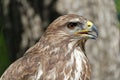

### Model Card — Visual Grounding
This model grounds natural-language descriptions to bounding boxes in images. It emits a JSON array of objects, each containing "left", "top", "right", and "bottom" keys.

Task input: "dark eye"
[{"left": 67, "top": 22, "right": 78, "bottom": 29}]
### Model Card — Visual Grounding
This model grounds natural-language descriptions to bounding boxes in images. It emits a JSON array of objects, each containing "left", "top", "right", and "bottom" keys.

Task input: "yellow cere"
[{"left": 87, "top": 21, "right": 93, "bottom": 27}]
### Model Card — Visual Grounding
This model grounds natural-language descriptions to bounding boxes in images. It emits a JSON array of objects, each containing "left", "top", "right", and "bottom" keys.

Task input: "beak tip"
[
  {"left": 93, "top": 25, "right": 98, "bottom": 37},
  {"left": 88, "top": 25, "right": 98, "bottom": 39}
]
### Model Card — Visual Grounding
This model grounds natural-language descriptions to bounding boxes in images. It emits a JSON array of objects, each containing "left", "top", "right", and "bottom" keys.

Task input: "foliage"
[
  {"left": 0, "top": 17, "right": 10, "bottom": 76},
  {"left": 115, "top": 0, "right": 120, "bottom": 21},
  {"left": 115, "top": 0, "right": 120, "bottom": 13},
  {"left": 0, "top": 33, "right": 10, "bottom": 76}
]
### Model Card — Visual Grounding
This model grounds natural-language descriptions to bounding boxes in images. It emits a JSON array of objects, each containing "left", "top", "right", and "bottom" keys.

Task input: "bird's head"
[
  {"left": 46, "top": 14, "right": 98, "bottom": 41},
  {"left": 66, "top": 18, "right": 98, "bottom": 40},
  {"left": 39, "top": 14, "right": 98, "bottom": 54}
]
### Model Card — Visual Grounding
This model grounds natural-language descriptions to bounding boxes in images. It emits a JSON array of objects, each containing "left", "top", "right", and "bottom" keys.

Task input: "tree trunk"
[
  {"left": 56, "top": 0, "right": 120, "bottom": 80},
  {"left": 1, "top": 0, "right": 61, "bottom": 59}
]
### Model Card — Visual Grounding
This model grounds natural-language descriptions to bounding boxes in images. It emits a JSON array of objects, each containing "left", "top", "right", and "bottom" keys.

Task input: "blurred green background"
[{"left": 115, "top": 0, "right": 120, "bottom": 22}]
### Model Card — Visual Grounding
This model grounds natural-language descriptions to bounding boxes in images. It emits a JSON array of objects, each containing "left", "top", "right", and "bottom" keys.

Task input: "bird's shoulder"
[{"left": 0, "top": 53, "right": 43, "bottom": 80}]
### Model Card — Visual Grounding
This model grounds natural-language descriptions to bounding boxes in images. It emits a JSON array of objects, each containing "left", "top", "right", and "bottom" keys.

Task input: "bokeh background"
[{"left": 0, "top": 0, "right": 120, "bottom": 80}]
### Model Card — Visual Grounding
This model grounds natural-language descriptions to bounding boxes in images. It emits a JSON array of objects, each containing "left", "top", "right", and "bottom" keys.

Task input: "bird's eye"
[{"left": 67, "top": 22, "right": 78, "bottom": 29}]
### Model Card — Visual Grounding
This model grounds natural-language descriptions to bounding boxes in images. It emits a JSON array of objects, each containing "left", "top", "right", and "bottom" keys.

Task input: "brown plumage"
[{"left": 0, "top": 14, "right": 98, "bottom": 80}]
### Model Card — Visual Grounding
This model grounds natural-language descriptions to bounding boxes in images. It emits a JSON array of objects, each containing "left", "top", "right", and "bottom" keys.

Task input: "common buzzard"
[{"left": 0, "top": 14, "right": 98, "bottom": 80}]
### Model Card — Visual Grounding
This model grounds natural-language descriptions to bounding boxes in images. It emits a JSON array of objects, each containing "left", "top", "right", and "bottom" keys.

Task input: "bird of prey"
[{"left": 0, "top": 14, "right": 98, "bottom": 80}]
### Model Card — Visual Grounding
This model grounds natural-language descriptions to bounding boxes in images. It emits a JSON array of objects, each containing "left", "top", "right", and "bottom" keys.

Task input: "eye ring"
[{"left": 67, "top": 22, "right": 78, "bottom": 29}]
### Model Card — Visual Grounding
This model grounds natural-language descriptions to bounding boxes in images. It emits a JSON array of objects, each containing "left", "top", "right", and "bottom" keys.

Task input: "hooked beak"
[
  {"left": 88, "top": 25, "right": 98, "bottom": 39},
  {"left": 75, "top": 21, "right": 98, "bottom": 39}
]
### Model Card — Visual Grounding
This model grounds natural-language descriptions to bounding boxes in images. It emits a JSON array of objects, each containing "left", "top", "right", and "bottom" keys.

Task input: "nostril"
[
  {"left": 87, "top": 21, "right": 93, "bottom": 28},
  {"left": 88, "top": 25, "right": 91, "bottom": 27}
]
